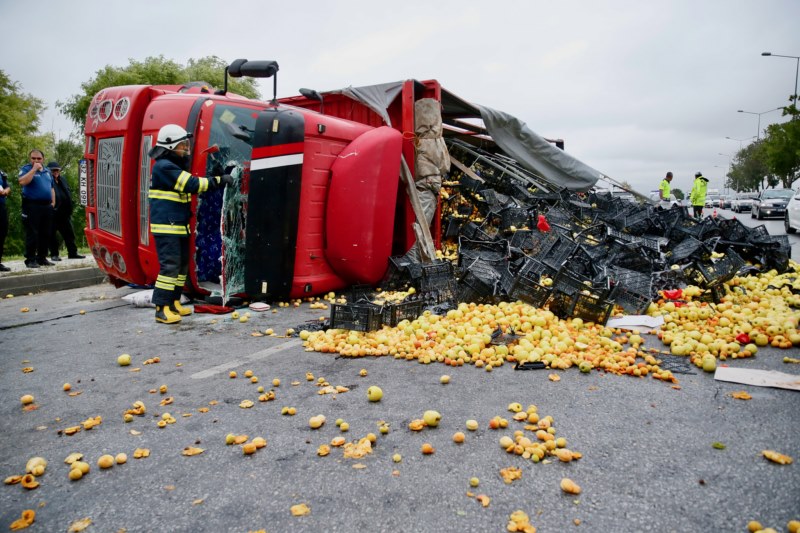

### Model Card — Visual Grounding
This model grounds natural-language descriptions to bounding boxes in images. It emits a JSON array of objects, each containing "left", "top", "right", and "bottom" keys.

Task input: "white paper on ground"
[
  {"left": 122, "top": 290, "right": 190, "bottom": 308},
  {"left": 714, "top": 366, "right": 800, "bottom": 391},
  {"left": 606, "top": 315, "right": 665, "bottom": 330}
]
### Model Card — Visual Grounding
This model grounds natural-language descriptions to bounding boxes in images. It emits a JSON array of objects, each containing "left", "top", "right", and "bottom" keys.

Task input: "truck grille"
[
  {"left": 97, "top": 137, "right": 123, "bottom": 236},
  {"left": 139, "top": 136, "right": 152, "bottom": 245}
]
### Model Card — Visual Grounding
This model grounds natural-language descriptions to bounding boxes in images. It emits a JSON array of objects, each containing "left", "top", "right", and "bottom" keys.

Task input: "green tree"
[
  {"left": 58, "top": 56, "right": 261, "bottom": 130},
  {"left": 50, "top": 137, "right": 88, "bottom": 252},
  {"left": 761, "top": 104, "right": 800, "bottom": 189},
  {"left": 727, "top": 141, "right": 774, "bottom": 192},
  {"left": 672, "top": 188, "right": 684, "bottom": 200},
  {"left": 0, "top": 70, "right": 50, "bottom": 257}
]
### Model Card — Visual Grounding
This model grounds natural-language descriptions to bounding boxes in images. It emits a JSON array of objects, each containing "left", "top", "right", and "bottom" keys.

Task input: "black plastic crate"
[
  {"left": 498, "top": 267, "right": 516, "bottom": 296},
  {"left": 509, "top": 229, "right": 534, "bottom": 250},
  {"left": 685, "top": 250, "right": 745, "bottom": 287},
  {"left": 571, "top": 292, "right": 614, "bottom": 325},
  {"left": 746, "top": 224, "right": 771, "bottom": 243},
  {"left": 624, "top": 207, "right": 654, "bottom": 230},
  {"left": 609, "top": 266, "right": 652, "bottom": 295},
  {"left": 419, "top": 261, "right": 458, "bottom": 305},
  {"left": 420, "top": 261, "right": 457, "bottom": 291},
  {"left": 667, "top": 236, "right": 705, "bottom": 263},
  {"left": 499, "top": 206, "right": 531, "bottom": 230},
  {"left": 759, "top": 234, "right": 791, "bottom": 256},
  {"left": 717, "top": 218, "right": 750, "bottom": 242},
  {"left": 457, "top": 271, "right": 498, "bottom": 304},
  {"left": 382, "top": 300, "right": 424, "bottom": 327},
  {"left": 528, "top": 229, "right": 559, "bottom": 256},
  {"left": 330, "top": 303, "right": 383, "bottom": 332},
  {"left": 608, "top": 267, "right": 652, "bottom": 314},
  {"left": 554, "top": 267, "right": 611, "bottom": 299},
  {"left": 382, "top": 256, "right": 423, "bottom": 289},
  {"left": 458, "top": 236, "right": 509, "bottom": 262},
  {"left": 444, "top": 215, "right": 465, "bottom": 238},
  {"left": 509, "top": 271, "right": 552, "bottom": 308},
  {"left": 347, "top": 284, "right": 375, "bottom": 303},
  {"left": 541, "top": 236, "right": 578, "bottom": 270},
  {"left": 547, "top": 289, "right": 578, "bottom": 319},
  {"left": 518, "top": 256, "right": 559, "bottom": 280},
  {"left": 698, "top": 284, "right": 725, "bottom": 304}
]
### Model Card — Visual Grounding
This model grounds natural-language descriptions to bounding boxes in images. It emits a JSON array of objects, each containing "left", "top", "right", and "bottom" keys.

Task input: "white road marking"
[{"left": 190, "top": 338, "right": 302, "bottom": 379}]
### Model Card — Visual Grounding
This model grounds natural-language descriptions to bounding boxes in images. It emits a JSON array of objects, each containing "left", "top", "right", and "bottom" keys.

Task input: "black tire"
[
  {"left": 751, "top": 209, "right": 756, "bottom": 219},
  {"left": 757, "top": 208, "right": 764, "bottom": 220},
  {"left": 786, "top": 214, "right": 797, "bottom": 234}
]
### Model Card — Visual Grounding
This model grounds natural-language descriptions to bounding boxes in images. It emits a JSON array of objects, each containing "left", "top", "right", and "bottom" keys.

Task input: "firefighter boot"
[
  {"left": 171, "top": 300, "right": 192, "bottom": 316},
  {"left": 155, "top": 305, "right": 182, "bottom": 324}
]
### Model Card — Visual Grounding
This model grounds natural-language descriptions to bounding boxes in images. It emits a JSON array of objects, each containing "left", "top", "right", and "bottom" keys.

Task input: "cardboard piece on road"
[
  {"left": 714, "top": 366, "right": 800, "bottom": 391},
  {"left": 606, "top": 315, "right": 665, "bottom": 330}
]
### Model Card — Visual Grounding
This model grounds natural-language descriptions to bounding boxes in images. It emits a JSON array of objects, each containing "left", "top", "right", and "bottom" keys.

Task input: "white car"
[
  {"left": 732, "top": 192, "right": 758, "bottom": 213},
  {"left": 785, "top": 188, "right": 800, "bottom": 234}
]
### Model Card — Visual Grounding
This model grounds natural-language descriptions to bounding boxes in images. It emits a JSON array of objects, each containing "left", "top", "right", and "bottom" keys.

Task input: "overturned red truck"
[{"left": 79, "top": 59, "right": 603, "bottom": 302}]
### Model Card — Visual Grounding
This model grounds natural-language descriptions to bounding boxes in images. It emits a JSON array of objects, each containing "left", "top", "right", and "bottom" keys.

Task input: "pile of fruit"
[{"left": 305, "top": 261, "right": 800, "bottom": 381}]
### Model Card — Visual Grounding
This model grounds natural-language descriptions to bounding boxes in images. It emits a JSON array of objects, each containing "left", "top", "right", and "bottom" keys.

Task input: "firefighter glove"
[{"left": 220, "top": 174, "right": 235, "bottom": 187}]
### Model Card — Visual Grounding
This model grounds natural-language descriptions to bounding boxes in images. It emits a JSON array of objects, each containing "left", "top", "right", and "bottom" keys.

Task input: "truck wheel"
[{"left": 786, "top": 214, "right": 796, "bottom": 234}]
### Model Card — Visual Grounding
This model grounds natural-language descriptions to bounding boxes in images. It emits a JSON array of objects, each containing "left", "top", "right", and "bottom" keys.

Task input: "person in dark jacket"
[
  {"left": 17, "top": 149, "right": 55, "bottom": 268},
  {"left": 148, "top": 124, "right": 233, "bottom": 324},
  {"left": 0, "top": 170, "right": 10, "bottom": 271},
  {"left": 47, "top": 161, "right": 85, "bottom": 261}
]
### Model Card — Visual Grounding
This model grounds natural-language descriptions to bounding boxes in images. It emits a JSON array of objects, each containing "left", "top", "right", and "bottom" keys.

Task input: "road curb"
[{"left": 0, "top": 266, "right": 107, "bottom": 297}]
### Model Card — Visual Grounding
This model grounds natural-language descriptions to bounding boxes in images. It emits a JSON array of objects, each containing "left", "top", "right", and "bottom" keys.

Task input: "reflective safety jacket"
[
  {"left": 149, "top": 155, "right": 215, "bottom": 236},
  {"left": 659, "top": 178, "right": 671, "bottom": 200},
  {"left": 689, "top": 176, "right": 708, "bottom": 206}
]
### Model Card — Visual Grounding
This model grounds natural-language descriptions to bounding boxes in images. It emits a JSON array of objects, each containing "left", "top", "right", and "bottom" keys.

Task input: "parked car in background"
[
  {"left": 720, "top": 196, "right": 732, "bottom": 209},
  {"left": 648, "top": 191, "right": 679, "bottom": 206},
  {"left": 705, "top": 195, "right": 720, "bottom": 208},
  {"left": 752, "top": 188, "right": 794, "bottom": 220},
  {"left": 785, "top": 188, "right": 800, "bottom": 234},
  {"left": 732, "top": 192, "right": 758, "bottom": 213}
]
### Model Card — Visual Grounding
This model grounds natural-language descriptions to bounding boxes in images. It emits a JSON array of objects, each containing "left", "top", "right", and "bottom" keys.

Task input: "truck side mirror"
[
  {"left": 218, "top": 59, "right": 280, "bottom": 102},
  {"left": 299, "top": 88, "right": 324, "bottom": 115}
]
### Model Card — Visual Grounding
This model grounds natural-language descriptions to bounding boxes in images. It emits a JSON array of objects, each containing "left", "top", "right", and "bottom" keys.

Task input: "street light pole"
[
  {"left": 762, "top": 52, "right": 800, "bottom": 113},
  {"left": 724, "top": 136, "right": 754, "bottom": 151},
  {"left": 736, "top": 107, "right": 782, "bottom": 139}
]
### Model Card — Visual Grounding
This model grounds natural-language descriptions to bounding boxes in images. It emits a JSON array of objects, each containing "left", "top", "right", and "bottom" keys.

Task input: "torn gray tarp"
[
  {"left": 328, "top": 81, "right": 604, "bottom": 191},
  {"left": 478, "top": 106, "right": 602, "bottom": 192},
  {"left": 326, "top": 82, "right": 405, "bottom": 127}
]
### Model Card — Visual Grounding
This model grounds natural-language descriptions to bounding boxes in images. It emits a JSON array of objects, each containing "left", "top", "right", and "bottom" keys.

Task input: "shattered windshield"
[{"left": 195, "top": 103, "right": 260, "bottom": 300}]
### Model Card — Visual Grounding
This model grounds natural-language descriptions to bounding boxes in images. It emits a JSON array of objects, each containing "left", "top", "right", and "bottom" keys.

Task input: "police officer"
[
  {"left": 689, "top": 171, "right": 709, "bottom": 218},
  {"left": 148, "top": 124, "right": 233, "bottom": 324},
  {"left": 658, "top": 171, "right": 673, "bottom": 209},
  {"left": 18, "top": 149, "right": 55, "bottom": 268},
  {"left": 47, "top": 161, "right": 85, "bottom": 261},
  {"left": 0, "top": 170, "right": 10, "bottom": 271}
]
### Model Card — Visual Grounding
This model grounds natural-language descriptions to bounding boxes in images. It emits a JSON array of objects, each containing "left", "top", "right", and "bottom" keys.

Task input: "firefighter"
[
  {"left": 148, "top": 124, "right": 233, "bottom": 324},
  {"left": 689, "top": 171, "right": 709, "bottom": 218}
]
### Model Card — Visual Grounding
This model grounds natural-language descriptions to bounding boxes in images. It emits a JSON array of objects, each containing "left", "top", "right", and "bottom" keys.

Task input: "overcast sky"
[{"left": 2, "top": 0, "right": 798, "bottom": 195}]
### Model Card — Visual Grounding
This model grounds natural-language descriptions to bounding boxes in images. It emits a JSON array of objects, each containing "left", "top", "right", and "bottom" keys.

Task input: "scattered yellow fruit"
[
  {"left": 117, "top": 353, "right": 131, "bottom": 366},
  {"left": 97, "top": 455, "right": 114, "bottom": 469}
]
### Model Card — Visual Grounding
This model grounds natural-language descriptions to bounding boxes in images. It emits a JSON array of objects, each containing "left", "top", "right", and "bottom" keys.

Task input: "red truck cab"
[{"left": 80, "top": 70, "right": 440, "bottom": 302}]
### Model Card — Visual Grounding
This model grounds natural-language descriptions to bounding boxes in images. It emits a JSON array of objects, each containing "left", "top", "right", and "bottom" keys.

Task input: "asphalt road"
[{"left": 1, "top": 274, "right": 799, "bottom": 532}]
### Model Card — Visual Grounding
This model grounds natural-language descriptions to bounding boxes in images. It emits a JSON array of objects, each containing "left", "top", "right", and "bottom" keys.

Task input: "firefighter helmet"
[{"left": 156, "top": 124, "right": 192, "bottom": 150}]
